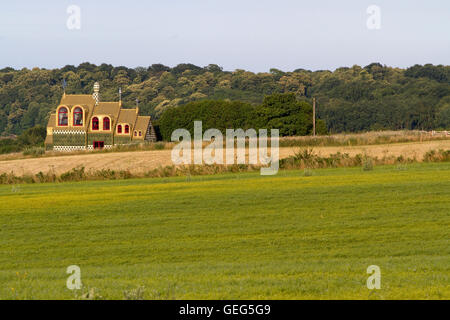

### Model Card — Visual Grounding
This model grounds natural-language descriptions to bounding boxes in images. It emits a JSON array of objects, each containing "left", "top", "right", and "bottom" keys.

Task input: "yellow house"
[{"left": 45, "top": 82, "right": 156, "bottom": 151}]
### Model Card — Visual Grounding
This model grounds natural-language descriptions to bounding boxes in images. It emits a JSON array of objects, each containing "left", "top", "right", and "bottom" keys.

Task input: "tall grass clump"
[
  {"left": 123, "top": 286, "right": 146, "bottom": 300},
  {"left": 362, "top": 157, "right": 374, "bottom": 171},
  {"left": 22, "top": 147, "right": 45, "bottom": 157},
  {"left": 423, "top": 149, "right": 450, "bottom": 162}
]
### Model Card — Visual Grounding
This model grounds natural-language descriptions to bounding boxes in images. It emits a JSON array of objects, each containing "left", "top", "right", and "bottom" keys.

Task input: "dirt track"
[{"left": 1, "top": 140, "right": 449, "bottom": 175}]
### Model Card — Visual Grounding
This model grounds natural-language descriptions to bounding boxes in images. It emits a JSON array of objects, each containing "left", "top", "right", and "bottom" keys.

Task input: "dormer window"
[
  {"left": 92, "top": 117, "right": 99, "bottom": 130},
  {"left": 73, "top": 107, "right": 83, "bottom": 126},
  {"left": 58, "top": 107, "right": 68, "bottom": 126},
  {"left": 117, "top": 125, "right": 122, "bottom": 134},
  {"left": 103, "top": 117, "right": 110, "bottom": 130},
  {"left": 125, "top": 125, "right": 130, "bottom": 134}
]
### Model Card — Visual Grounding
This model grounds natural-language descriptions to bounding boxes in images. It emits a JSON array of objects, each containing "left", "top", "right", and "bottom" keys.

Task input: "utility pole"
[{"left": 313, "top": 97, "right": 316, "bottom": 136}]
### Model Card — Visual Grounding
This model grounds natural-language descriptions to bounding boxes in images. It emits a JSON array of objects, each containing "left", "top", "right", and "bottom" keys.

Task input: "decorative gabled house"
[{"left": 45, "top": 82, "right": 156, "bottom": 151}]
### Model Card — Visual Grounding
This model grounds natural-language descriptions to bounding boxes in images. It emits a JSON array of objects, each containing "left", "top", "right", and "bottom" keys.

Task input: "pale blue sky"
[{"left": 0, "top": 0, "right": 449, "bottom": 72}]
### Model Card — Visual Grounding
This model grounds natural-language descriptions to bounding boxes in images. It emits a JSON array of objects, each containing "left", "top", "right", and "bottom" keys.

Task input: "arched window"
[
  {"left": 139, "top": 131, "right": 142, "bottom": 137},
  {"left": 73, "top": 107, "right": 83, "bottom": 126},
  {"left": 134, "top": 131, "right": 137, "bottom": 137},
  {"left": 125, "top": 125, "right": 130, "bottom": 134},
  {"left": 117, "top": 125, "right": 122, "bottom": 134},
  {"left": 92, "top": 117, "right": 99, "bottom": 130},
  {"left": 103, "top": 117, "right": 110, "bottom": 130},
  {"left": 58, "top": 107, "right": 68, "bottom": 126}
]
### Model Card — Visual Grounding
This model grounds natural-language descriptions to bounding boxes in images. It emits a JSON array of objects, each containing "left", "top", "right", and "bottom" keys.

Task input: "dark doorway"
[{"left": 93, "top": 141, "right": 104, "bottom": 149}]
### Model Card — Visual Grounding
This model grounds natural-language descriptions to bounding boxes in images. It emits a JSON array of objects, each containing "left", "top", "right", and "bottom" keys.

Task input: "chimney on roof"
[{"left": 93, "top": 82, "right": 100, "bottom": 105}]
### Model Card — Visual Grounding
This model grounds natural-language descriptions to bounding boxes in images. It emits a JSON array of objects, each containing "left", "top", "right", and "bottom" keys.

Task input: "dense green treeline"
[
  {"left": 159, "top": 94, "right": 327, "bottom": 140},
  {"left": 0, "top": 62, "right": 449, "bottom": 136}
]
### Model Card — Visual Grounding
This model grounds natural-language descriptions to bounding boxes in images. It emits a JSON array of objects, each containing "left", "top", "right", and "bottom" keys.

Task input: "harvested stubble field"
[
  {"left": 1, "top": 140, "right": 449, "bottom": 176},
  {"left": 0, "top": 163, "right": 449, "bottom": 299}
]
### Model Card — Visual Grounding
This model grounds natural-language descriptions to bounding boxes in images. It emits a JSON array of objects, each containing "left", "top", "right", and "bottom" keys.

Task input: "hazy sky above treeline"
[{"left": 1, "top": 0, "right": 449, "bottom": 72}]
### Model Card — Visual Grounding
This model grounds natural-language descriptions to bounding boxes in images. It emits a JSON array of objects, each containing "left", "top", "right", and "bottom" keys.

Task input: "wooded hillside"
[{"left": 0, "top": 63, "right": 449, "bottom": 136}]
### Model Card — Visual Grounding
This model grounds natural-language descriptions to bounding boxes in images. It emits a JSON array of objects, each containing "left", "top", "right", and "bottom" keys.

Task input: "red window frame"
[
  {"left": 103, "top": 117, "right": 110, "bottom": 130},
  {"left": 92, "top": 117, "right": 99, "bottom": 130},
  {"left": 58, "top": 107, "right": 68, "bottom": 126},
  {"left": 117, "top": 125, "right": 122, "bottom": 134},
  {"left": 125, "top": 125, "right": 130, "bottom": 134},
  {"left": 73, "top": 107, "right": 83, "bottom": 126}
]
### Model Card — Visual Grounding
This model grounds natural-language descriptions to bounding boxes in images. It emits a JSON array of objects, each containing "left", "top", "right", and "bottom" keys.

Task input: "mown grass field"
[{"left": 0, "top": 163, "right": 449, "bottom": 300}]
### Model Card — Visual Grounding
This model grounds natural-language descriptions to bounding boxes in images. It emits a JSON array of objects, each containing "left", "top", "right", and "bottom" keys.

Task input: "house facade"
[{"left": 45, "top": 82, "right": 156, "bottom": 151}]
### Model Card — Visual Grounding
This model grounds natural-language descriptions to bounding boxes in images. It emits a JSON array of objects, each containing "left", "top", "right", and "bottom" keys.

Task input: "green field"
[{"left": 0, "top": 163, "right": 449, "bottom": 300}]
